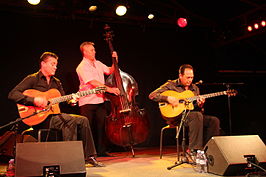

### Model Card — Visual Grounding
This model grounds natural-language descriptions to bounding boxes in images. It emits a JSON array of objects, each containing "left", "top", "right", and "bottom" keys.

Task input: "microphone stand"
[
  {"left": 0, "top": 108, "right": 48, "bottom": 130},
  {"left": 200, "top": 82, "right": 244, "bottom": 135},
  {"left": 225, "top": 83, "right": 232, "bottom": 135},
  {"left": 167, "top": 102, "right": 193, "bottom": 170},
  {"left": 0, "top": 108, "right": 49, "bottom": 159}
]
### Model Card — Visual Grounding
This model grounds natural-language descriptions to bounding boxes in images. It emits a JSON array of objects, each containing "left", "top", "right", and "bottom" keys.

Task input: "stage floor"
[
  {"left": 86, "top": 146, "right": 225, "bottom": 177},
  {"left": 0, "top": 146, "right": 247, "bottom": 177}
]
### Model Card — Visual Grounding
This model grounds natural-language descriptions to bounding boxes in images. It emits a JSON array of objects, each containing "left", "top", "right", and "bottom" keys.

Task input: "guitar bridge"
[{"left": 119, "top": 108, "right": 131, "bottom": 113}]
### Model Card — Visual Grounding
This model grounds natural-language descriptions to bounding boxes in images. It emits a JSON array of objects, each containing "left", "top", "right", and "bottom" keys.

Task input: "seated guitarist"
[
  {"left": 149, "top": 64, "right": 220, "bottom": 154},
  {"left": 8, "top": 51, "right": 104, "bottom": 167}
]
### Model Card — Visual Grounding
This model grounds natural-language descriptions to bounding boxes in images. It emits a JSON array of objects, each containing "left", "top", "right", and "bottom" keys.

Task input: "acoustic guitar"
[
  {"left": 159, "top": 89, "right": 237, "bottom": 118},
  {"left": 17, "top": 87, "right": 106, "bottom": 126}
]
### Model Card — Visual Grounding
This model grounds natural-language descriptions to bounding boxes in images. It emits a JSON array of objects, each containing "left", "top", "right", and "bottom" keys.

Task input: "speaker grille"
[
  {"left": 15, "top": 141, "right": 86, "bottom": 176},
  {"left": 204, "top": 135, "right": 266, "bottom": 176}
]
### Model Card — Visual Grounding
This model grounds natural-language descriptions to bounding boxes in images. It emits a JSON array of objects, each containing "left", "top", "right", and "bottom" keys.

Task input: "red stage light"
[{"left": 177, "top": 18, "right": 188, "bottom": 28}]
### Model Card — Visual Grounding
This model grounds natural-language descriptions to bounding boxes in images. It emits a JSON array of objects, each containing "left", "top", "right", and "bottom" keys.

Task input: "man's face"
[
  {"left": 41, "top": 56, "right": 58, "bottom": 76},
  {"left": 83, "top": 44, "right": 96, "bottom": 60},
  {"left": 179, "top": 68, "right": 194, "bottom": 87}
]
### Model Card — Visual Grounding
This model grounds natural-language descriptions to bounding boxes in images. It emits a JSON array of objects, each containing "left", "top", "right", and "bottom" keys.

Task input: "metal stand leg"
[{"left": 167, "top": 109, "right": 193, "bottom": 170}]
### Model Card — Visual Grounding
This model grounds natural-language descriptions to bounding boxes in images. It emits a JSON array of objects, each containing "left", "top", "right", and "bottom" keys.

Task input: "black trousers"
[
  {"left": 185, "top": 111, "right": 220, "bottom": 150},
  {"left": 49, "top": 113, "right": 96, "bottom": 158},
  {"left": 80, "top": 103, "right": 108, "bottom": 155},
  {"left": 168, "top": 111, "right": 220, "bottom": 150}
]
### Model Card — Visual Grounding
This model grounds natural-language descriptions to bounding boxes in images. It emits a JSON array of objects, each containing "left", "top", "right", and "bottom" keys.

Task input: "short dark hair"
[
  {"left": 80, "top": 41, "right": 95, "bottom": 52},
  {"left": 39, "top": 52, "right": 58, "bottom": 67},
  {"left": 179, "top": 64, "right": 193, "bottom": 75}
]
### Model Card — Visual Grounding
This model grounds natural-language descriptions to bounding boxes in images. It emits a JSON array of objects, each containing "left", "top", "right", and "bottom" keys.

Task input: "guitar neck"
[
  {"left": 49, "top": 89, "right": 97, "bottom": 105},
  {"left": 188, "top": 91, "right": 227, "bottom": 102}
]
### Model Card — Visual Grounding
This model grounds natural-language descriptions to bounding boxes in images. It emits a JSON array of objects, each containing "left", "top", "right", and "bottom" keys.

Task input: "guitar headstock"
[
  {"left": 94, "top": 86, "right": 107, "bottom": 94},
  {"left": 226, "top": 89, "right": 238, "bottom": 96}
]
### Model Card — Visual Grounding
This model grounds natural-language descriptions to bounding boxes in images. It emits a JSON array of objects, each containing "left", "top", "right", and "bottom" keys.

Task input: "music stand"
[{"left": 167, "top": 103, "right": 193, "bottom": 170}]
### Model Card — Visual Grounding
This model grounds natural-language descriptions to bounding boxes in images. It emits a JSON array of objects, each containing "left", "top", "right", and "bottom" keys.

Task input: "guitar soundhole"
[{"left": 179, "top": 100, "right": 185, "bottom": 103}]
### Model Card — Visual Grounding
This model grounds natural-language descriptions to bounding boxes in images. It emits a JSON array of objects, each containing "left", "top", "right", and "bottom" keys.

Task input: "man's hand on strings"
[
  {"left": 197, "top": 96, "right": 205, "bottom": 108},
  {"left": 112, "top": 51, "right": 118, "bottom": 62},
  {"left": 167, "top": 96, "right": 179, "bottom": 107},
  {"left": 34, "top": 96, "right": 48, "bottom": 108},
  {"left": 107, "top": 86, "right": 120, "bottom": 96},
  {"left": 69, "top": 93, "right": 80, "bottom": 106}
]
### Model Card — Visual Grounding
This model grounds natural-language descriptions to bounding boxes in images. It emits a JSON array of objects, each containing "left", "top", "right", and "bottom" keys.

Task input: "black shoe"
[
  {"left": 98, "top": 152, "right": 114, "bottom": 157},
  {"left": 86, "top": 157, "right": 105, "bottom": 167}
]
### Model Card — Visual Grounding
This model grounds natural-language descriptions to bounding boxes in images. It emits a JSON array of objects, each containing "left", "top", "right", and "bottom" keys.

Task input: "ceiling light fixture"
[
  {"left": 148, "top": 14, "right": 154, "bottom": 20},
  {"left": 27, "top": 0, "right": 40, "bottom": 5},
  {"left": 116, "top": 5, "right": 127, "bottom": 16}
]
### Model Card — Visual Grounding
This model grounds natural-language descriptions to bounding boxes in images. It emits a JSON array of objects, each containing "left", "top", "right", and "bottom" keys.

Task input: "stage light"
[
  {"left": 148, "top": 14, "right": 154, "bottom": 20},
  {"left": 261, "top": 20, "right": 266, "bottom": 27},
  {"left": 254, "top": 23, "right": 259, "bottom": 29},
  {"left": 27, "top": 0, "right": 40, "bottom": 5},
  {"left": 116, "top": 5, "right": 127, "bottom": 16},
  {"left": 89, "top": 5, "right": 97, "bottom": 12},
  {"left": 177, "top": 17, "right": 188, "bottom": 28},
  {"left": 247, "top": 26, "right": 252, "bottom": 32}
]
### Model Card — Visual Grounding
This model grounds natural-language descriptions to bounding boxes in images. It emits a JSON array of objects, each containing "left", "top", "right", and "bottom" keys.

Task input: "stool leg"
[
  {"left": 38, "top": 129, "right": 42, "bottom": 142},
  {"left": 160, "top": 126, "right": 168, "bottom": 159},
  {"left": 160, "top": 128, "right": 164, "bottom": 159}
]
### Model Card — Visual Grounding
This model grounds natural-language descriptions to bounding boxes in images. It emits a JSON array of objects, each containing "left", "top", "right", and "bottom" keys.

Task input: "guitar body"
[
  {"left": 159, "top": 90, "right": 195, "bottom": 118},
  {"left": 159, "top": 89, "right": 237, "bottom": 119},
  {"left": 17, "top": 89, "right": 61, "bottom": 126}
]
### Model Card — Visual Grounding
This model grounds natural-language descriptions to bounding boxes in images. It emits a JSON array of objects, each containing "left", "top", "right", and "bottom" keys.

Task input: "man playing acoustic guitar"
[
  {"left": 149, "top": 64, "right": 221, "bottom": 156},
  {"left": 8, "top": 51, "right": 104, "bottom": 167}
]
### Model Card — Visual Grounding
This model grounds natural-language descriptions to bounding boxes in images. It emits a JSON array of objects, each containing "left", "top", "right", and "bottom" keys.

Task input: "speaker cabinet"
[
  {"left": 15, "top": 141, "right": 86, "bottom": 177},
  {"left": 204, "top": 135, "right": 266, "bottom": 176}
]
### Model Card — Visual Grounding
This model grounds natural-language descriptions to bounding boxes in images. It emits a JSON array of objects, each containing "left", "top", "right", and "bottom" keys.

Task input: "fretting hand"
[
  {"left": 69, "top": 93, "right": 80, "bottom": 106},
  {"left": 112, "top": 51, "right": 118, "bottom": 62},
  {"left": 197, "top": 96, "right": 205, "bottom": 108}
]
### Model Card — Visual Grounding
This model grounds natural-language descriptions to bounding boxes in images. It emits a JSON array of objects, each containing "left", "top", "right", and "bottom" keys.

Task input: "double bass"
[{"left": 104, "top": 25, "right": 149, "bottom": 156}]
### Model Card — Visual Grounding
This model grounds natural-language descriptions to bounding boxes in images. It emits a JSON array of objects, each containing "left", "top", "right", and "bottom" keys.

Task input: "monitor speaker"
[
  {"left": 15, "top": 141, "right": 86, "bottom": 177},
  {"left": 204, "top": 135, "right": 266, "bottom": 176}
]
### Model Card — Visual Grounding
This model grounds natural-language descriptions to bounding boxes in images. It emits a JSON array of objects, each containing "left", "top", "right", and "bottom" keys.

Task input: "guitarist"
[
  {"left": 149, "top": 64, "right": 220, "bottom": 155},
  {"left": 8, "top": 51, "right": 104, "bottom": 167}
]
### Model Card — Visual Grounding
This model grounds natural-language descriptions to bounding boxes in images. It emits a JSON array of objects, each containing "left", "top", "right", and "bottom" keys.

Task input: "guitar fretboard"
[
  {"left": 49, "top": 89, "right": 100, "bottom": 105},
  {"left": 187, "top": 91, "right": 227, "bottom": 102}
]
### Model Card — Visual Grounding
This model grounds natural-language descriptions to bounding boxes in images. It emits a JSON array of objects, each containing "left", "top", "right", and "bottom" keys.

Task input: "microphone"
[{"left": 195, "top": 80, "right": 203, "bottom": 85}]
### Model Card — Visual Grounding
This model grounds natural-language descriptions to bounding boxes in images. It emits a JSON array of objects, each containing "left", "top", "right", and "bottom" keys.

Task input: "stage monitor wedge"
[
  {"left": 204, "top": 135, "right": 266, "bottom": 176},
  {"left": 15, "top": 141, "right": 86, "bottom": 177}
]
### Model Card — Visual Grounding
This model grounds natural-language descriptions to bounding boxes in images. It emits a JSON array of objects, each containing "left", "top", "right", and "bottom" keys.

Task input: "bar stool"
[{"left": 159, "top": 124, "right": 179, "bottom": 159}]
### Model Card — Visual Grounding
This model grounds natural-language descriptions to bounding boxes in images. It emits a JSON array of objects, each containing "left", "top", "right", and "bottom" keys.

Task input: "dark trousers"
[
  {"left": 49, "top": 113, "right": 96, "bottom": 158},
  {"left": 80, "top": 103, "right": 108, "bottom": 155},
  {"left": 184, "top": 111, "right": 220, "bottom": 150}
]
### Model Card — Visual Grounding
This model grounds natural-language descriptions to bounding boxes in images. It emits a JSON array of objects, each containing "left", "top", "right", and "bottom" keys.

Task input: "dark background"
[{"left": 1, "top": 0, "right": 266, "bottom": 148}]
